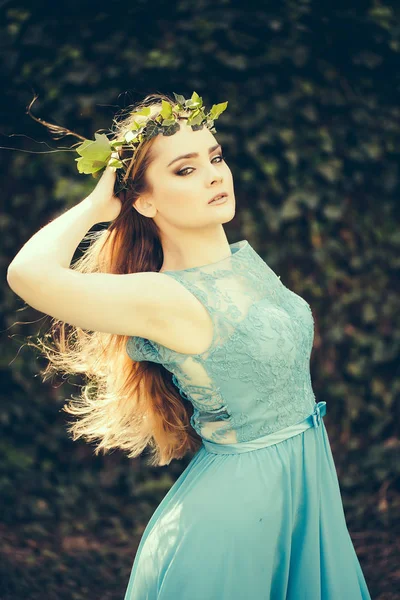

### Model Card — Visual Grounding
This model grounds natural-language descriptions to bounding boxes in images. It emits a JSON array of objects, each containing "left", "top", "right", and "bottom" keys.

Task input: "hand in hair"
[{"left": 86, "top": 161, "right": 122, "bottom": 223}]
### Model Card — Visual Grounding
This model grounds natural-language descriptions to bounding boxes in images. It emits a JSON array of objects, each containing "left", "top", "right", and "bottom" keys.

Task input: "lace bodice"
[{"left": 126, "top": 240, "right": 317, "bottom": 444}]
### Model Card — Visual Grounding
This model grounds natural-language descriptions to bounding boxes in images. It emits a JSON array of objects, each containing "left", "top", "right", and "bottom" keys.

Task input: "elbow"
[
  {"left": 7, "top": 266, "right": 21, "bottom": 291},
  {"left": 7, "top": 264, "right": 30, "bottom": 292}
]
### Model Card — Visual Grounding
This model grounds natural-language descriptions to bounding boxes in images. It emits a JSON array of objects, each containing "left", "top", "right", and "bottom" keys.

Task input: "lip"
[{"left": 208, "top": 192, "right": 228, "bottom": 204}]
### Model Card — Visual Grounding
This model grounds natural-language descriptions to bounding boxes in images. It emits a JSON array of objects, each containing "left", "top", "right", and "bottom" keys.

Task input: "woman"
[{"left": 7, "top": 92, "right": 372, "bottom": 599}]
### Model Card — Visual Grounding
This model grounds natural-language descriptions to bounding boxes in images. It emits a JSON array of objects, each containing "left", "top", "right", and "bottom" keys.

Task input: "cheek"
[
  {"left": 168, "top": 179, "right": 203, "bottom": 207},
  {"left": 156, "top": 181, "right": 202, "bottom": 219},
  {"left": 223, "top": 163, "right": 233, "bottom": 181}
]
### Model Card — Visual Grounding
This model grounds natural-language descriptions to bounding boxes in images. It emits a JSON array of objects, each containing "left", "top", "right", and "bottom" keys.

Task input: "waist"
[{"left": 202, "top": 401, "right": 327, "bottom": 455}]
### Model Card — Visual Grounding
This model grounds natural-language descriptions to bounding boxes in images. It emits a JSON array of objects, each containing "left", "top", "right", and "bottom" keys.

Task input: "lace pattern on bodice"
[{"left": 126, "top": 240, "right": 316, "bottom": 444}]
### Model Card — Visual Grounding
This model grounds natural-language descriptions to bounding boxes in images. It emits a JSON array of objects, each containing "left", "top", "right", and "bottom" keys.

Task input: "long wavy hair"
[{"left": 26, "top": 92, "right": 203, "bottom": 466}]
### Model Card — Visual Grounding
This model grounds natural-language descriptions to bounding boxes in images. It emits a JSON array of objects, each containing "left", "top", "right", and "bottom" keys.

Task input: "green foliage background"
[{"left": 1, "top": 1, "right": 399, "bottom": 598}]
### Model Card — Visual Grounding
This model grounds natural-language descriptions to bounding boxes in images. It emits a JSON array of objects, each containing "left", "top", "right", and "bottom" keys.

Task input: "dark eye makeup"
[{"left": 176, "top": 154, "right": 225, "bottom": 177}]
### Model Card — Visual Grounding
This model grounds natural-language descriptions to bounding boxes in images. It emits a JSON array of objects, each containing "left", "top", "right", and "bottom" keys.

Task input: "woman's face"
[{"left": 134, "top": 120, "right": 235, "bottom": 232}]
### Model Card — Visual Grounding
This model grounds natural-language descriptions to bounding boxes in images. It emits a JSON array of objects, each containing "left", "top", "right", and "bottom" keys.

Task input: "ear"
[{"left": 132, "top": 194, "right": 156, "bottom": 217}]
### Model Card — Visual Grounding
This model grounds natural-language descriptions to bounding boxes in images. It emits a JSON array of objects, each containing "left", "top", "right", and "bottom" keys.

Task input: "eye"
[{"left": 176, "top": 154, "right": 225, "bottom": 177}]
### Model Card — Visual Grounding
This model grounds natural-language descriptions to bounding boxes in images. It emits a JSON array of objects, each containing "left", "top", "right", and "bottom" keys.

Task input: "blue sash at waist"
[{"left": 202, "top": 401, "right": 327, "bottom": 455}]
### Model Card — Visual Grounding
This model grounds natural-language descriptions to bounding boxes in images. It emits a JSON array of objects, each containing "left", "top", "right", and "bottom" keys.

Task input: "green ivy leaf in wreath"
[
  {"left": 73, "top": 92, "right": 228, "bottom": 182},
  {"left": 75, "top": 132, "right": 113, "bottom": 175}
]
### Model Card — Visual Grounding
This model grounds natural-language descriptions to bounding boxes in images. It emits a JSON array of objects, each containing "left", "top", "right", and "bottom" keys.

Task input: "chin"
[{"left": 220, "top": 209, "right": 236, "bottom": 224}]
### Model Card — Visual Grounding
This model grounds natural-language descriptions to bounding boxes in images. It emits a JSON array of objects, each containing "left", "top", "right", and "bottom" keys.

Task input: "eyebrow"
[{"left": 167, "top": 143, "right": 222, "bottom": 167}]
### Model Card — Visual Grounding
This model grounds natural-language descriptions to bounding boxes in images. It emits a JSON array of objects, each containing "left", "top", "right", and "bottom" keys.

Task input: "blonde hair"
[{"left": 26, "top": 92, "right": 202, "bottom": 466}]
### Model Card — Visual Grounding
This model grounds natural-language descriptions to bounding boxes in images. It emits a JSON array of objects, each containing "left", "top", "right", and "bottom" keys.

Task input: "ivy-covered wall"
[{"left": 1, "top": 1, "right": 399, "bottom": 598}]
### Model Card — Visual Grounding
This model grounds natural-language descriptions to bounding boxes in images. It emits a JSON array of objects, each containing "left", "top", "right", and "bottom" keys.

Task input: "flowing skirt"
[{"left": 124, "top": 402, "right": 371, "bottom": 599}]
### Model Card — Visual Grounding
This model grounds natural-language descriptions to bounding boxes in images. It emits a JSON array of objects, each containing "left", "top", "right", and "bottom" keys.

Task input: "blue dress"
[{"left": 124, "top": 240, "right": 371, "bottom": 600}]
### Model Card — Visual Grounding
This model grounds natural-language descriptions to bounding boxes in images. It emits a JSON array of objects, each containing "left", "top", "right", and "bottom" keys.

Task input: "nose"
[{"left": 209, "top": 169, "right": 223, "bottom": 185}]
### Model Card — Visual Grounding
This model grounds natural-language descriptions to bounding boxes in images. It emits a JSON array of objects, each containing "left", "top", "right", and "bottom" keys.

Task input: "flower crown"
[{"left": 74, "top": 91, "right": 228, "bottom": 192}]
